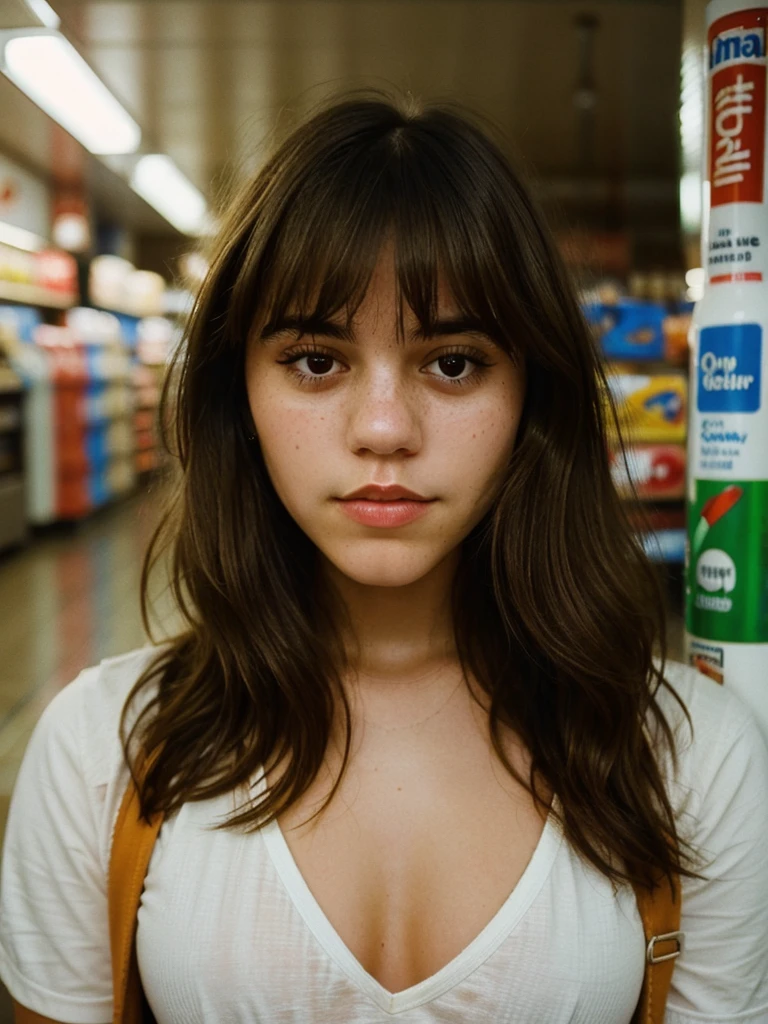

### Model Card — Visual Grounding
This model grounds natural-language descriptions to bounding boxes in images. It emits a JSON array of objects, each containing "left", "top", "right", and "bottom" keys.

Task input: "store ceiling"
[{"left": 0, "top": 0, "right": 683, "bottom": 241}]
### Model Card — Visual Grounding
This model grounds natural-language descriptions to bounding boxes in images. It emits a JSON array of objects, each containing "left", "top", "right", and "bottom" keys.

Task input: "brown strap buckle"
[{"left": 646, "top": 930, "right": 685, "bottom": 964}]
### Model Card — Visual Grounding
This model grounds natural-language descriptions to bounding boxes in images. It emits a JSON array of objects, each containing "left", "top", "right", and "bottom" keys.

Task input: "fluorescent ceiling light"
[
  {"left": 25, "top": 1, "right": 60, "bottom": 29},
  {"left": 2, "top": 34, "right": 140, "bottom": 154},
  {"left": 0, "top": 220, "right": 45, "bottom": 251},
  {"left": 131, "top": 155, "right": 210, "bottom": 236}
]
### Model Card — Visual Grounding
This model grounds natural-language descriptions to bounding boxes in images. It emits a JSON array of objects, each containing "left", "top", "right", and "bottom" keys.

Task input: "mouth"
[
  {"left": 339, "top": 486, "right": 432, "bottom": 502},
  {"left": 338, "top": 497, "right": 434, "bottom": 503},
  {"left": 334, "top": 497, "right": 436, "bottom": 527}
]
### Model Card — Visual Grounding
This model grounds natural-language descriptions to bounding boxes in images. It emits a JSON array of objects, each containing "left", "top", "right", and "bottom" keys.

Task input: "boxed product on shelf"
[
  {"left": 583, "top": 294, "right": 693, "bottom": 366},
  {"left": 0, "top": 304, "right": 42, "bottom": 343},
  {"left": 609, "top": 443, "right": 686, "bottom": 501},
  {"left": 137, "top": 316, "right": 175, "bottom": 365},
  {"left": 89, "top": 255, "right": 166, "bottom": 317},
  {"left": 35, "top": 324, "right": 91, "bottom": 520},
  {"left": 108, "top": 456, "right": 135, "bottom": 495},
  {"left": 585, "top": 298, "right": 667, "bottom": 361},
  {"left": 0, "top": 246, "right": 78, "bottom": 307},
  {"left": 65, "top": 307, "right": 137, "bottom": 507},
  {"left": 132, "top": 317, "right": 173, "bottom": 474},
  {"left": 35, "top": 249, "right": 79, "bottom": 302},
  {"left": 605, "top": 373, "right": 687, "bottom": 443}
]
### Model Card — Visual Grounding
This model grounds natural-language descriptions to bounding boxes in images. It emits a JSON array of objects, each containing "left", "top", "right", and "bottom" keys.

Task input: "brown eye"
[
  {"left": 435, "top": 354, "right": 470, "bottom": 379},
  {"left": 276, "top": 346, "right": 344, "bottom": 385},
  {"left": 425, "top": 348, "right": 496, "bottom": 388},
  {"left": 302, "top": 354, "right": 335, "bottom": 376}
]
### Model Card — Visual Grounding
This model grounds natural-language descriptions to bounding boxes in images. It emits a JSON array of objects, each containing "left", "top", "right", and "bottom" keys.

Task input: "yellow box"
[{"left": 605, "top": 373, "right": 687, "bottom": 444}]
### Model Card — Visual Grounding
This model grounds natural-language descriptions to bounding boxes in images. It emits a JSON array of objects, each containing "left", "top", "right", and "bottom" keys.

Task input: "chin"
[{"left": 319, "top": 542, "right": 444, "bottom": 588}]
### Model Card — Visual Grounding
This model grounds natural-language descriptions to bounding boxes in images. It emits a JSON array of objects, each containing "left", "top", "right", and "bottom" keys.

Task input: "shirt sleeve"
[
  {"left": 0, "top": 668, "right": 113, "bottom": 1024},
  {"left": 665, "top": 694, "right": 768, "bottom": 1023}
]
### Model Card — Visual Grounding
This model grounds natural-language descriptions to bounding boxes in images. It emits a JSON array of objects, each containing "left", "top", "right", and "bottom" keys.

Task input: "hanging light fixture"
[
  {"left": 1, "top": 32, "right": 141, "bottom": 155},
  {"left": 131, "top": 155, "right": 211, "bottom": 237}
]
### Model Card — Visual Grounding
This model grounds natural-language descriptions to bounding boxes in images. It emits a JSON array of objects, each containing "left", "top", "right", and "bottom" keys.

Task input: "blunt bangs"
[{"left": 233, "top": 103, "right": 531, "bottom": 362}]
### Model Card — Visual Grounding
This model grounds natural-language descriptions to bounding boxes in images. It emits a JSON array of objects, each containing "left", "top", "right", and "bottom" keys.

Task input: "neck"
[{"left": 319, "top": 546, "right": 461, "bottom": 682}]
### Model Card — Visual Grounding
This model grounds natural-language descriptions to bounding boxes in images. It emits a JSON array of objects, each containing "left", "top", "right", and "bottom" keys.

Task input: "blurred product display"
[
  {"left": 0, "top": 252, "right": 176, "bottom": 549},
  {"left": 89, "top": 255, "right": 167, "bottom": 318},
  {"left": 583, "top": 283, "right": 693, "bottom": 565},
  {"left": 134, "top": 316, "right": 174, "bottom": 474},
  {"left": 0, "top": 243, "right": 78, "bottom": 308}
]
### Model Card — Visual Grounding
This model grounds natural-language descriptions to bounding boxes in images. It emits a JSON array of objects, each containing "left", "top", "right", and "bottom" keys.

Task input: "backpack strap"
[
  {"left": 630, "top": 871, "right": 684, "bottom": 1024},
  {"left": 108, "top": 766, "right": 165, "bottom": 1024}
]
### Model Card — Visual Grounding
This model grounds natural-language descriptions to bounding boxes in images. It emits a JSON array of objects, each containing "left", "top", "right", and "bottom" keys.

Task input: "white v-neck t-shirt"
[{"left": 0, "top": 645, "right": 767, "bottom": 1023}]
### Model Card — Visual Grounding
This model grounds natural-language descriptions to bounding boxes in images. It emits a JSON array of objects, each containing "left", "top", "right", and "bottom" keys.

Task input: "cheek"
[
  {"left": 442, "top": 381, "right": 523, "bottom": 476},
  {"left": 247, "top": 385, "right": 333, "bottom": 501}
]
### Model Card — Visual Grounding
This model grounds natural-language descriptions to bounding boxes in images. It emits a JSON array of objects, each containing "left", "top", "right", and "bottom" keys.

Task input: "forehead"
[{"left": 252, "top": 230, "right": 505, "bottom": 351}]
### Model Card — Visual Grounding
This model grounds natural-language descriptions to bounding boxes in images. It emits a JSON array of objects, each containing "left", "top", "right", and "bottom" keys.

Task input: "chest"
[
  {"left": 136, "top": 781, "right": 646, "bottom": 1023},
  {"left": 266, "top": 695, "right": 553, "bottom": 995}
]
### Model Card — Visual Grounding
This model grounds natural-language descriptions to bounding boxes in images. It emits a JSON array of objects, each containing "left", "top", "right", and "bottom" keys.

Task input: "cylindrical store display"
[{"left": 686, "top": 0, "right": 768, "bottom": 742}]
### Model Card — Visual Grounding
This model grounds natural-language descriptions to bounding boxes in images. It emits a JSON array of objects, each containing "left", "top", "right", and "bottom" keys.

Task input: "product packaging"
[
  {"left": 686, "top": 0, "right": 768, "bottom": 741},
  {"left": 606, "top": 373, "right": 688, "bottom": 443}
]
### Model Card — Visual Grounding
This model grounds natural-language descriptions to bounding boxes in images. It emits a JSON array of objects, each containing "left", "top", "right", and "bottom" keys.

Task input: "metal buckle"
[{"left": 646, "top": 930, "right": 685, "bottom": 964}]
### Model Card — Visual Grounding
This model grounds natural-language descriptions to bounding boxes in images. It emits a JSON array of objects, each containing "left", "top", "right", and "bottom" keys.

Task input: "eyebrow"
[{"left": 258, "top": 314, "right": 496, "bottom": 345}]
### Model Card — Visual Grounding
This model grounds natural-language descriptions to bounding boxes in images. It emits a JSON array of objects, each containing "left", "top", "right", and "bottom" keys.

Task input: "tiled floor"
[{"left": 0, "top": 481, "right": 685, "bottom": 1021}]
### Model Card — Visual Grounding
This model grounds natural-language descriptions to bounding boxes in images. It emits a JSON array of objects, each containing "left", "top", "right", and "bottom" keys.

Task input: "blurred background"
[{"left": 0, "top": 0, "right": 715, "bottom": 1014}]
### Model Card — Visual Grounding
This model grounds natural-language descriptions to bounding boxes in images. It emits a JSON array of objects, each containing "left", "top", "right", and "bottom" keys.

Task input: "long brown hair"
[{"left": 123, "top": 88, "right": 704, "bottom": 896}]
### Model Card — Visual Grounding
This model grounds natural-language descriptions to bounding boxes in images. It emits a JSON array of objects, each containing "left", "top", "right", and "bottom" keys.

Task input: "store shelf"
[{"left": 0, "top": 281, "right": 76, "bottom": 310}]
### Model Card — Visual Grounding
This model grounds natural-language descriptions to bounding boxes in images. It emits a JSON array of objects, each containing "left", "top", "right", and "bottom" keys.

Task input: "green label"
[{"left": 686, "top": 479, "right": 768, "bottom": 642}]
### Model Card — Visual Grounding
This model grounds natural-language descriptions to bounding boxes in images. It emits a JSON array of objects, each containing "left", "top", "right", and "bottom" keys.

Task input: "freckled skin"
[{"left": 244, "top": 244, "right": 526, "bottom": 599}]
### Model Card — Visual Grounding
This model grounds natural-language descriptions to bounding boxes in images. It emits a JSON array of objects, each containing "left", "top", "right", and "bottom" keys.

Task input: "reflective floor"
[
  {"left": 0, "top": 476, "right": 180, "bottom": 845},
  {"left": 0, "top": 481, "right": 684, "bottom": 1021},
  {"left": 0, "top": 476, "right": 181, "bottom": 1021}
]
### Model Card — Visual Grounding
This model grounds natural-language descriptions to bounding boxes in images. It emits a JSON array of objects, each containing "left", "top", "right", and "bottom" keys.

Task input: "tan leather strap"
[
  {"left": 108, "top": 768, "right": 164, "bottom": 1024},
  {"left": 109, "top": 776, "right": 682, "bottom": 1023},
  {"left": 630, "top": 871, "right": 683, "bottom": 1024}
]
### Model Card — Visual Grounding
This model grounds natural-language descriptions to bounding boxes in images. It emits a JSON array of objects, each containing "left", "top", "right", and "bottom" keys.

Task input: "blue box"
[
  {"left": 0, "top": 304, "right": 42, "bottom": 343},
  {"left": 588, "top": 300, "right": 666, "bottom": 361}
]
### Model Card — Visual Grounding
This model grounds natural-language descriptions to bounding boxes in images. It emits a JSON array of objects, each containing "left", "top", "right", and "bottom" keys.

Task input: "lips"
[
  {"left": 339, "top": 484, "right": 431, "bottom": 502},
  {"left": 336, "top": 495, "right": 434, "bottom": 527}
]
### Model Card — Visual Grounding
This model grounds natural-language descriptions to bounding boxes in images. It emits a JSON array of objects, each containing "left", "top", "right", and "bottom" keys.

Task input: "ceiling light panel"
[
  {"left": 2, "top": 33, "right": 141, "bottom": 154},
  {"left": 130, "top": 154, "right": 210, "bottom": 236}
]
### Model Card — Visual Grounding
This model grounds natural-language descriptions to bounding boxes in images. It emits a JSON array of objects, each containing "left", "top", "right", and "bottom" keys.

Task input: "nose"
[{"left": 346, "top": 367, "right": 422, "bottom": 456}]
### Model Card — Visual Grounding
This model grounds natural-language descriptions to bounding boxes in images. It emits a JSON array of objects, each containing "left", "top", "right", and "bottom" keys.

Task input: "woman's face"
[{"left": 245, "top": 244, "right": 526, "bottom": 588}]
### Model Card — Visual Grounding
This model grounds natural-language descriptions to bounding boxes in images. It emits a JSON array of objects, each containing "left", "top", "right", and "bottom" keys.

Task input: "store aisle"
[{"left": 0, "top": 478, "right": 178, "bottom": 850}]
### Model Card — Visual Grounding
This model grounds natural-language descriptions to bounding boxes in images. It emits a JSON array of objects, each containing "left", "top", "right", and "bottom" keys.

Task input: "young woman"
[{"left": 2, "top": 91, "right": 767, "bottom": 1024}]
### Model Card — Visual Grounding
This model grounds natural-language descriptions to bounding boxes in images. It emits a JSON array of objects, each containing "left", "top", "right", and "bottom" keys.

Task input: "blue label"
[
  {"left": 710, "top": 29, "right": 765, "bottom": 70},
  {"left": 697, "top": 324, "right": 762, "bottom": 413}
]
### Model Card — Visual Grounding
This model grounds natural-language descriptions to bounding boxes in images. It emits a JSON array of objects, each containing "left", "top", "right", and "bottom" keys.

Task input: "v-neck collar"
[{"left": 260, "top": 783, "right": 563, "bottom": 1016}]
